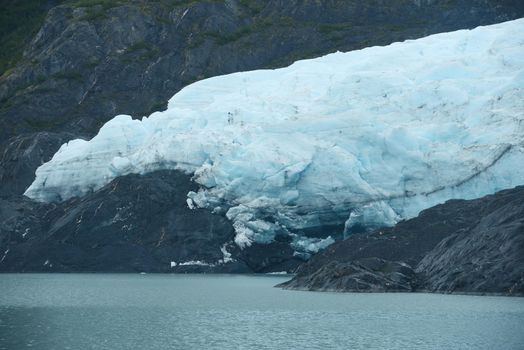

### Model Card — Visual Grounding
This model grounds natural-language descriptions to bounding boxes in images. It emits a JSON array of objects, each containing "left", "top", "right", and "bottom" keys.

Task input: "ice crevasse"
[{"left": 25, "top": 19, "right": 524, "bottom": 251}]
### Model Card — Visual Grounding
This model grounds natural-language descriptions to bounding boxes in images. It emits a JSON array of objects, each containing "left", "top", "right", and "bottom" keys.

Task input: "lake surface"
[{"left": 0, "top": 274, "right": 523, "bottom": 350}]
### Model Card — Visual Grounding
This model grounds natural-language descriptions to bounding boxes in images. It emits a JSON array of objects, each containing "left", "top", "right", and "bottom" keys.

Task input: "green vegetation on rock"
[{"left": 0, "top": 0, "right": 64, "bottom": 77}]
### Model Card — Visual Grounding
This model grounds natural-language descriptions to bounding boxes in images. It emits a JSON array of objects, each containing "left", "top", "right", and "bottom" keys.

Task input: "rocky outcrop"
[
  {"left": 0, "top": 169, "right": 306, "bottom": 272},
  {"left": 416, "top": 188, "right": 524, "bottom": 295},
  {"left": 278, "top": 186, "right": 524, "bottom": 296},
  {"left": 280, "top": 258, "right": 417, "bottom": 292}
]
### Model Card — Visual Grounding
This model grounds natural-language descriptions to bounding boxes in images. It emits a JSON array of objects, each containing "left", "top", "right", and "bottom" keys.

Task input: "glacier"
[{"left": 25, "top": 19, "right": 524, "bottom": 250}]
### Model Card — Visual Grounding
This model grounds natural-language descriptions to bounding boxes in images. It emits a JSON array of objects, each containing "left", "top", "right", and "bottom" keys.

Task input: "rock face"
[
  {"left": 0, "top": 170, "right": 221, "bottom": 272},
  {"left": 280, "top": 258, "right": 417, "bottom": 292},
  {"left": 278, "top": 186, "right": 524, "bottom": 296},
  {"left": 0, "top": 132, "right": 75, "bottom": 197},
  {"left": 0, "top": 169, "right": 305, "bottom": 272},
  {"left": 416, "top": 188, "right": 524, "bottom": 294}
]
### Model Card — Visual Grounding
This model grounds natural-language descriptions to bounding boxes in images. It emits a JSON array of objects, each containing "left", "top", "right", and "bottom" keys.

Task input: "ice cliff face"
[{"left": 25, "top": 19, "right": 524, "bottom": 249}]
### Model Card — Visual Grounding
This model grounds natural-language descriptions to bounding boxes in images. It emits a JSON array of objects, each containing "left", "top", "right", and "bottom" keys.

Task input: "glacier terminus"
[{"left": 24, "top": 19, "right": 524, "bottom": 253}]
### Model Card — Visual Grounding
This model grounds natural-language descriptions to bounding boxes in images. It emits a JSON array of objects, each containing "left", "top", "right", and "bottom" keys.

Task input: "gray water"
[{"left": 0, "top": 274, "right": 523, "bottom": 350}]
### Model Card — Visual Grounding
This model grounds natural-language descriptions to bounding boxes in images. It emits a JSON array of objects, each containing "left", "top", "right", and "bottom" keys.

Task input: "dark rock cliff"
[
  {"left": 278, "top": 186, "right": 524, "bottom": 296},
  {"left": 0, "top": 169, "right": 304, "bottom": 272}
]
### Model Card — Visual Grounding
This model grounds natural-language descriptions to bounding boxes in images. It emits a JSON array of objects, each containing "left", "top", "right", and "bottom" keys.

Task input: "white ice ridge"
[{"left": 25, "top": 19, "right": 524, "bottom": 248}]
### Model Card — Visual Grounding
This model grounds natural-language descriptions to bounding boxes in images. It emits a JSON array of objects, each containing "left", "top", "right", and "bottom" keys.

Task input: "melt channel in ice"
[{"left": 25, "top": 19, "right": 524, "bottom": 251}]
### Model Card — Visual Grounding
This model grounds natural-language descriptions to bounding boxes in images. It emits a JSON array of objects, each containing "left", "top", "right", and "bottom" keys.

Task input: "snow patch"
[
  {"left": 178, "top": 260, "right": 212, "bottom": 267},
  {"left": 0, "top": 249, "right": 9, "bottom": 263},
  {"left": 170, "top": 243, "right": 236, "bottom": 268},
  {"left": 219, "top": 243, "right": 234, "bottom": 264}
]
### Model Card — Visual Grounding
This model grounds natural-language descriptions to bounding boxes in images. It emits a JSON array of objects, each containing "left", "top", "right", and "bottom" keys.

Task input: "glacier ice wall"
[{"left": 25, "top": 19, "right": 524, "bottom": 248}]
